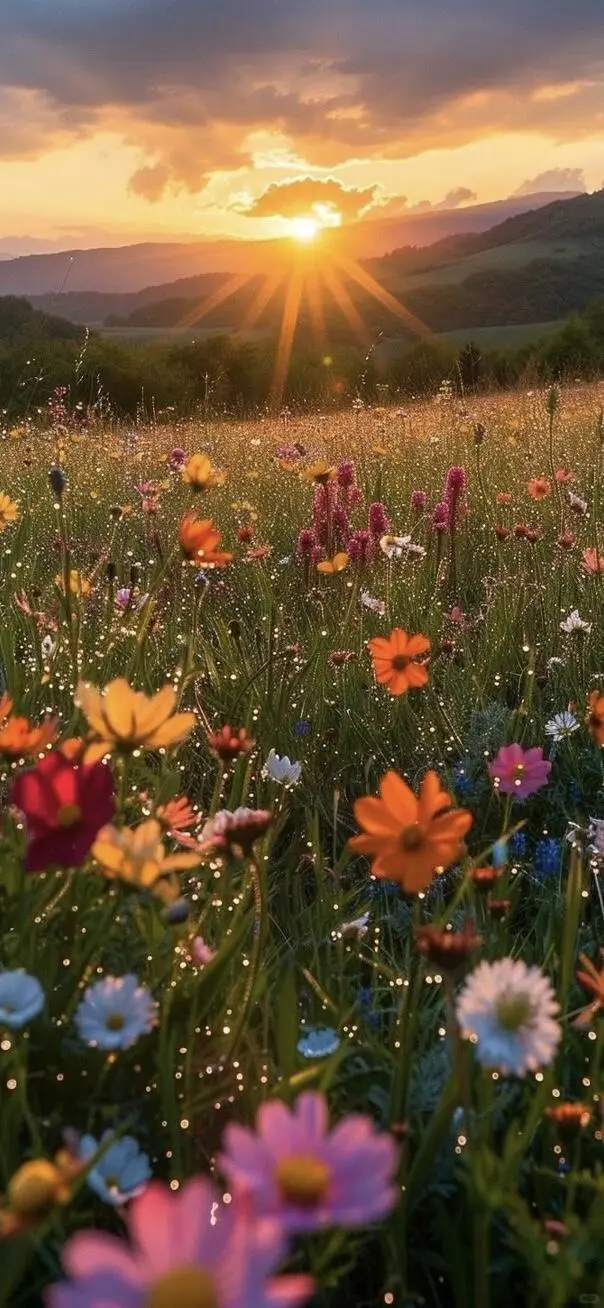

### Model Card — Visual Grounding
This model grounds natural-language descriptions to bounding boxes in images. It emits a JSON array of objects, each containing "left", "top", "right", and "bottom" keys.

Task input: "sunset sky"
[{"left": 1, "top": 0, "right": 604, "bottom": 251}]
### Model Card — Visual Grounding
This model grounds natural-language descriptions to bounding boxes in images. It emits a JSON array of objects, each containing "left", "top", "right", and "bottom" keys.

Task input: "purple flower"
[
  {"left": 114, "top": 587, "right": 132, "bottom": 611},
  {"left": 337, "top": 460, "right": 356, "bottom": 488},
  {"left": 368, "top": 502, "right": 390, "bottom": 538},
  {"left": 431, "top": 501, "right": 450, "bottom": 533},
  {"left": 410, "top": 490, "right": 427, "bottom": 511},
  {"left": 47, "top": 1179, "right": 313, "bottom": 1308},
  {"left": 169, "top": 447, "right": 187, "bottom": 470},
  {"left": 219, "top": 1091, "right": 398, "bottom": 1235},
  {"left": 297, "top": 528, "right": 316, "bottom": 558},
  {"left": 444, "top": 466, "right": 467, "bottom": 528},
  {"left": 488, "top": 744, "right": 552, "bottom": 799},
  {"left": 347, "top": 529, "right": 373, "bottom": 563}
]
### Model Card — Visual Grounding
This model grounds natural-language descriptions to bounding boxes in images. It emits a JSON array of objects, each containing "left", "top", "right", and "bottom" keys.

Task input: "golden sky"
[{"left": 1, "top": 1, "right": 604, "bottom": 250}]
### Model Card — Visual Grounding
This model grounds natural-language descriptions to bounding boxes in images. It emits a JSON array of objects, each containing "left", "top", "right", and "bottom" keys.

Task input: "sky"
[{"left": 1, "top": 0, "right": 604, "bottom": 250}]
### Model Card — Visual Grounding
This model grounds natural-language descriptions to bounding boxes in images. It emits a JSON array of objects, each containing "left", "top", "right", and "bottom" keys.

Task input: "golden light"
[{"left": 289, "top": 216, "right": 320, "bottom": 243}]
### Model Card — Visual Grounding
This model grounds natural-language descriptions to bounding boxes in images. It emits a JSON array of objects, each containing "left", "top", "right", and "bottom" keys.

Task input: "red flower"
[{"left": 10, "top": 752, "right": 115, "bottom": 872}]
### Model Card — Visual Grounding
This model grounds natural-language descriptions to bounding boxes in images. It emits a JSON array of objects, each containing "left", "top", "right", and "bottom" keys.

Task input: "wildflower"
[
  {"left": 347, "top": 530, "right": 373, "bottom": 563},
  {"left": 41, "top": 634, "right": 56, "bottom": 658},
  {"left": 182, "top": 453, "right": 227, "bottom": 490},
  {"left": 300, "top": 460, "right": 336, "bottom": 484},
  {"left": 297, "top": 1027, "right": 340, "bottom": 1058},
  {"left": 544, "top": 1104, "right": 591, "bottom": 1136},
  {"left": 431, "top": 501, "right": 450, "bottom": 533},
  {"left": 534, "top": 838, "right": 562, "bottom": 879},
  {"left": 368, "top": 628, "right": 430, "bottom": 696},
  {"left": 76, "top": 678, "right": 196, "bottom": 761},
  {"left": 297, "top": 527, "right": 317, "bottom": 557},
  {"left": 0, "top": 970, "right": 44, "bottom": 1029},
  {"left": 207, "top": 725, "right": 255, "bottom": 762},
  {"left": 510, "top": 831, "right": 528, "bottom": 858},
  {"left": 555, "top": 468, "right": 573, "bottom": 484},
  {"left": 114, "top": 586, "right": 132, "bottom": 611},
  {"left": 444, "top": 465, "right": 467, "bottom": 520},
  {"left": 0, "top": 493, "right": 18, "bottom": 528},
  {"left": 581, "top": 548, "right": 604, "bottom": 574},
  {"left": 10, "top": 751, "right": 114, "bottom": 873},
  {"left": 329, "top": 649, "right": 355, "bottom": 665},
  {"left": 566, "top": 490, "right": 587, "bottom": 515},
  {"left": 179, "top": 514, "right": 233, "bottom": 567},
  {"left": 488, "top": 744, "right": 551, "bottom": 799},
  {"left": 155, "top": 796, "right": 197, "bottom": 834},
  {"left": 74, "top": 975, "right": 157, "bottom": 1050},
  {"left": 47, "top": 1177, "right": 313, "bottom": 1308},
  {"left": 557, "top": 531, "right": 575, "bottom": 549},
  {"left": 415, "top": 922, "right": 481, "bottom": 972},
  {"left": 337, "top": 459, "right": 357, "bottom": 488},
  {"left": 379, "top": 534, "right": 426, "bottom": 560},
  {"left": 237, "top": 524, "right": 254, "bottom": 543},
  {"left": 587, "top": 691, "right": 604, "bottom": 744},
  {"left": 92, "top": 820, "right": 200, "bottom": 903},
  {"left": 470, "top": 866, "right": 501, "bottom": 891},
  {"left": 456, "top": 958, "right": 561, "bottom": 1077},
  {"left": 527, "top": 477, "right": 551, "bottom": 500},
  {"left": 514, "top": 523, "right": 528, "bottom": 539},
  {"left": 525, "top": 527, "right": 540, "bottom": 543},
  {"left": 77, "top": 1133, "right": 152, "bottom": 1206},
  {"left": 495, "top": 525, "right": 510, "bottom": 541},
  {"left": 545, "top": 711, "right": 579, "bottom": 740},
  {"left": 199, "top": 807, "right": 272, "bottom": 858},
  {"left": 6, "top": 1159, "right": 70, "bottom": 1224},
  {"left": 588, "top": 816, "right": 604, "bottom": 855},
  {"left": 262, "top": 749, "right": 301, "bottom": 787},
  {"left": 294, "top": 719, "right": 311, "bottom": 737},
  {"left": 360, "top": 590, "right": 385, "bottom": 615},
  {"left": 410, "top": 490, "right": 427, "bottom": 511},
  {"left": 350, "top": 769, "right": 472, "bottom": 893},
  {"left": 339, "top": 913, "right": 370, "bottom": 940},
  {"left": 368, "top": 502, "right": 390, "bottom": 536},
  {"left": 219, "top": 1091, "right": 398, "bottom": 1234},
  {"left": 55, "top": 570, "right": 91, "bottom": 596},
  {"left": 496, "top": 492, "right": 512, "bottom": 505},
  {"left": 316, "top": 552, "right": 349, "bottom": 575},
  {"left": 0, "top": 693, "right": 57, "bottom": 758},
  {"left": 560, "top": 610, "right": 591, "bottom": 635},
  {"left": 189, "top": 936, "right": 216, "bottom": 966},
  {"left": 574, "top": 950, "right": 604, "bottom": 1028},
  {"left": 168, "top": 446, "right": 187, "bottom": 470}
]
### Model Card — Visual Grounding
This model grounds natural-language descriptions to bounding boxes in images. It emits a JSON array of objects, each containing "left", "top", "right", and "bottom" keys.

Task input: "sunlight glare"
[{"left": 290, "top": 216, "right": 320, "bottom": 243}]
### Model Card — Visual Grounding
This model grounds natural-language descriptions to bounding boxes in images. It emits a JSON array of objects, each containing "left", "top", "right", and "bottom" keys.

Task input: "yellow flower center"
[
  {"left": 274, "top": 1154, "right": 331, "bottom": 1207},
  {"left": 57, "top": 803, "right": 82, "bottom": 829},
  {"left": 399, "top": 823, "right": 425, "bottom": 853},
  {"left": 146, "top": 1267, "right": 218, "bottom": 1308},
  {"left": 495, "top": 990, "right": 533, "bottom": 1032},
  {"left": 105, "top": 1012, "right": 126, "bottom": 1032},
  {"left": 512, "top": 764, "right": 525, "bottom": 780}
]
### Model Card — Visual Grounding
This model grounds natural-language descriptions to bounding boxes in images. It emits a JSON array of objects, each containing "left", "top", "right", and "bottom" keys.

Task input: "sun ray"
[
  {"left": 270, "top": 267, "right": 304, "bottom": 408},
  {"left": 177, "top": 272, "right": 252, "bottom": 329},
  {"left": 305, "top": 268, "right": 327, "bottom": 344},
  {"left": 240, "top": 273, "right": 283, "bottom": 331},
  {"left": 333, "top": 254, "right": 432, "bottom": 340},
  {"left": 321, "top": 266, "right": 368, "bottom": 343}
]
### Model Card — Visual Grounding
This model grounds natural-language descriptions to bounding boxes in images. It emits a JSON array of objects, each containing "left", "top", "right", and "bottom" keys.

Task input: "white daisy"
[
  {"left": 379, "top": 534, "right": 426, "bottom": 561},
  {"left": 74, "top": 975, "right": 157, "bottom": 1050},
  {"left": 560, "top": 610, "right": 591, "bottom": 635},
  {"left": 360, "top": 591, "right": 386, "bottom": 615},
  {"left": 456, "top": 958, "right": 561, "bottom": 1077},
  {"left": 262, "top": 749, "right": 301, "bottom": 787},
  {"left": 0, "top": 970, "right": 44, "bottom": 1029},
  {"left": 338, "top": 913, "right": 370, "bottom": 940},
  {"left": 545, "top": 711, "right": 579, "bottom": 741},
  {"left": 78, "top": 1132, "right": 152, "bottom": 1206}
]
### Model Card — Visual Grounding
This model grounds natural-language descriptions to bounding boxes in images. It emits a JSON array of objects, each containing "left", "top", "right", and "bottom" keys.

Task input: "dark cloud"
[
  {"left": 1, "top": 0, "right": 603, "bottom": 189},
  {"left": 513, "top": 168, "right": 587, "bottom": 196},
  {"left": 243, "top": 177, "right": 377, "bottom": 220}
]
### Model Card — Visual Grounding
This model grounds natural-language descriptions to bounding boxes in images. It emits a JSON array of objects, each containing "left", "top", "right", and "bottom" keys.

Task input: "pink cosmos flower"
[
  {"left": 47, "top": 1178, "right": 313, "bottom": 1308},
  {"left": 219, "top": 1091, "right": 398, "bottom": 1234},
  {"left": 190, "top": 936, "right": 216, "bottom": 966},
  {"left": 582, "top": 548, "right": 604, "bottom": 574},
  {"left": 488, "top": 743, "right": 551, "bottom": 798}
]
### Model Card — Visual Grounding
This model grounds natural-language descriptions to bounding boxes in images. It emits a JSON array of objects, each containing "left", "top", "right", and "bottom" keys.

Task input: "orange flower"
[
  {"left": 527, "top": 477, "right": 551, "bottom": 500},
  {"left": 316, "top": 552, "right": 349, "bottom": 575},
  {"left": 0, "top": 694, "right": 57, "bottom": 758},
  {"left": 207, "top": 725, "right": 255, "bottom": 761},
  {"left": 350, "top": 770, "right": 472, "bottom": 893},
  {"left": 299, "top": 460, "right": 336, "bottom": 485},
  {"left": 555, "top": 468, "right": 574, "bottom": 484},
  {"left": 496, "top": 492, "right": 512, "bottom": 505},
  {"left": 581, "top": 548, "right": 604, "bottom": 574},
  {"left": 182, "top": 453, "right": 226, "bottom": 490},
  {"left": 155, "top": 795, "right": 198, "bottom": 833},
  {"left": 574, "top": 950, "right": 604, "bottom": 1027},
  {"left": 76, "top": 678, "right": 196, "bottom": 760},
  {"left": 587, "top": 691, "right": 604, "bottom": 745},
  {"left": 179, "top": 515, "right": 233, "bottom": 567},
  {"left": 55, "top": 570, "right": 91, "bottom": 596},
  {"left": 0, "top": 493, "right": 18, "bottom": 530},
  {"left": 368, "top": 628, "right": 430, "bottom": 696}
]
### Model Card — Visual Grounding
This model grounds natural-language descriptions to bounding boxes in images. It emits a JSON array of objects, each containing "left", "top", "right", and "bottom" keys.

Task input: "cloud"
[
  {"left": 242, "top": 176, "right": 377, "bottom": 221},
  {"left": 433, "top": 187, "right": 477, "bottom": 210},
  {"left": 512, "top": 167, "right": 587, "bottom": 196},
  {"left": 1, "top": 0, "right": 603, "bottom": 190}
]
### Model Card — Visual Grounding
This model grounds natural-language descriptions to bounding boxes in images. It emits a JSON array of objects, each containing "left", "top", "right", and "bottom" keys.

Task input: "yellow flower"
[
  {"left": 316, "top": 552, "right": 349, "bottom": 574},
  {"left": 92, "top": 819, "right": 200, "bottom": 903},
  {"left": 76, "top": 678, "right": 196, "bottom": 760},
  {"left": 300, "top": 460, "right": 336, "bottom": 485},
  {"left": 0, "top": 494, "right": 18, "bottom": 530},
  {"left": 182, "top": 453, "right": 227, "bottom": 491},
  {"left": 55, "top": 570, "right": 91, "bottom": 596}
]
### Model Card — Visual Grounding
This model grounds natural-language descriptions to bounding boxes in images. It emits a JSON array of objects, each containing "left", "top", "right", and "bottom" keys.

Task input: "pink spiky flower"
[
  {"left": 219, "top": 1091, "right": 398, "bottom": 1234},
  {"left": 488, "top": 744, "right": 551, "bottom": 799}
]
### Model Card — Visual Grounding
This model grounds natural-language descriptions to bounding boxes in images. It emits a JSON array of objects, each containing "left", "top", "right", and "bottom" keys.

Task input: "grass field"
[{"left": 1, "top": 382, "right": 604, "bottom": 1307}]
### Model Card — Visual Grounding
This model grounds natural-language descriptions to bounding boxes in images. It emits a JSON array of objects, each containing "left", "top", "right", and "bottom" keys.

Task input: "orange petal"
[{"left": 380, "top": 771, "right": 416, "bottom": 824}]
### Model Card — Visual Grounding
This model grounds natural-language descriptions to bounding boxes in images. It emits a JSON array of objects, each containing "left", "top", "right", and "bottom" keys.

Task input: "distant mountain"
[{"left": 0, "top": 190, "right": 582, "bottom": 297}]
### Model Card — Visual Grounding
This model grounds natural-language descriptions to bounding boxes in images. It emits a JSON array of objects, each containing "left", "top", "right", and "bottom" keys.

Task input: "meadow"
[{"left": 1, "top": 381, "right": 604, "bottom": 1307}]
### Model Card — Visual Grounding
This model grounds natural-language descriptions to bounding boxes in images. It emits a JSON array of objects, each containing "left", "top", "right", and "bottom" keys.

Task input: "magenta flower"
[
  {"left": 47, "top": 1178, "right": 313, "bottom": 1308},
  {"left": 410, "top": 490, "right": 428, "bottom": 511},
  {"left": 337, "top": 459, "right": 356, "bottom": 488},
  {"left": 368, "top": 502, "right": 390, "bottom": 537},
  {"left": 296, "top": 528, "right": 316, "bottom": 558},
  {"left": 219, "top": 1091, "right": 398, "bottom": 1234},
  {"left": 488, "top": 743, "right": 551, "bottom": 799},
  {"left": 347, "top": 529, "right": 373, "bottom": 563},
  {"left": 431, "top": 500, "right": 450, "bottom": 533},
  {"left": 169, "top": 447, "right": 187, "bottom": 470}
]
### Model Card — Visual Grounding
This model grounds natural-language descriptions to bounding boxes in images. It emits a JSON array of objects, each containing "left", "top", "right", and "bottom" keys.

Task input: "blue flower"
[
  {"left": 492, "top": 839, "right": 508, "bottom": 868},
  {"left": 74, "top": 975, "right": 157, "bottom": 1050},
  {"left": 534, "top": 838, "right": 561, "bottom": 880},
  {"left": 78, "top": 1132, "right": 152, "bottom": 1206},
  {"left": 509, "top": 832, "right": 528, "bottom": 859},
  {"left": 297, "top": 1026, "right": 340, "bottom": 1059},
  {"left": 0, "top": 970, "right": 44, "bottom": 1029},
  {"left": 294, "top": 719, "right": 312, "bottom": 737},
  {"left": 453, "top": 764, "right": 475, "bottom": 796}
]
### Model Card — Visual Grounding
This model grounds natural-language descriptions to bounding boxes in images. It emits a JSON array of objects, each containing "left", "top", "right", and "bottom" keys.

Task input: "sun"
[{"left": 289, "top": 216, "right": 320, "bottom": 243}]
